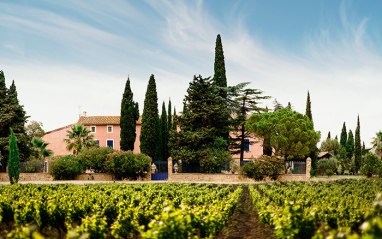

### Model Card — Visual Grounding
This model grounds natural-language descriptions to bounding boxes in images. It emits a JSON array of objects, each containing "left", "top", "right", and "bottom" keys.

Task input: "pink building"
[{"left": 43, "top": 114, "right": 264, "bottom": 163}]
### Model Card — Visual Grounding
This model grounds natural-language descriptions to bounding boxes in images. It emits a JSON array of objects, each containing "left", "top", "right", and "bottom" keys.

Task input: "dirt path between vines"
[{"left": 215, "top": 186, "right": 276, "bottom": 239}]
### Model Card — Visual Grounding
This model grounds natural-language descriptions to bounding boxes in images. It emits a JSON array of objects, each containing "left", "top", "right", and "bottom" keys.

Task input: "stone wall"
[{"left": 0, "top": 173, "right": 54, "bottom": 181}]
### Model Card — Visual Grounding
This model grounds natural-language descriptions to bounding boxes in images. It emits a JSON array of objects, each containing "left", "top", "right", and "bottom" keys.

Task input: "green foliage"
[
  {"left": 120, "top": 77, "right": 139, "bottom": 151},
  {"left": 168, "top": 99, "right": 172, "bottom": 133},
  {"left": 25, "top": 121, "right": 45, "bottom": 139},
  {"left": 67, "top": 214, "right": 108, "bottom": 239},
  {"left": 340, "top": 122, "right": 347, "bottom": 147},
  {"left": 48, "top": 155, "right": 83, "bottom": 180},
  {"left": 241, "top": 155, "right": 284, "bottom": 180},
  {"left": 371, "top": 131, "right": 382, "bottom": 157},
  {"left": 317, "top": 157, "right": 338, "bottom": 177},
  {"left": 140, "top": 74, "right": 159, "bottom": 159},
  {"left": 305, "top": 91, "right": 312, "bottom": 121},
  {"left": 32, "top": 138, "right": 53, "bottom": 161},
  {"left": 247, "top": 108, "right": 320, "bottom": 160},
  {"left": 161, "top": 102, "right": 169, "bottom": 160},
  {"left": 360, "top": 153, "right": 381, "bottom": 178},
  {"left": 170, "top": 75, "right": 230, "bottom": 164},
  {"left": 63, "top": 124, "right": 97, "bottom": 155},
  {"left": 154, "top": 115, "right": 163, "bottom": 162},
  {"left": 105, "top": 151, "right": 151, "bottom": 180},
  {"left": 320, "top": 137, "right": 340, "bottom": 156},
  {"left": 8, "top": 128, "right": 20, "bottom": 184},
  {"left": 355, "top": 115, "right": 362, "bottom": 172},
  {"left": 346, "top": 130, "right": 355, "bottom": 159},
  {"left": 213, "top": 34, "right": 227, "bottom": 90},
  {"left": 199, "top": 149, "right": 232, "bottom": 173},
  {"left": 77, "top": 147, "right": 115, "bottom": 173},
  {"left": 0, "top": 72, "right": 30, "bottom": 170}
]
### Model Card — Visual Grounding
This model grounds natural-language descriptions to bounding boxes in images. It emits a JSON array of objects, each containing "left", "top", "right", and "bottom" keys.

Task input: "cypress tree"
[
  {"left": 167, "top": 99, "right": 172, "bottom": 133},
  {"left": 173, "top": 107, "right": 177, "bottom": 131},
  {"left": 305, "top": 91, "right": 312, "bottom": 121},
  {"left": 140, "top": 74, "right": 158, "bottom": 159},
  {"left": 362, "top": 141, "right": 366, "bottom": 156},
  {"left": 120, "top": 77, "right": 139, "bottom": 151},
  {"left": 213, "top": 34, "right": 227, "bottom": 89},
  {"left": 263, "top": 106, "right": 272, "bottom": 156},
  {"left": 354, "top": 115, "right": 362, "bottom": 171},
  {"left": 154, "top": 116, "right": 163, "bottom": 161},
  {"left": 286, "top": 102, "right": 292, "bottom": 110},
  {"left": 346, "top": 130, "right": 354, "bottom": 159},
  {"left": 161, "top": 102, "right": 169, "bottom": 160},
  {"left": 8, "top": 128, "right": 20, "bottom": 184},
  {"left": 335, "top": 135, "right": 338, "bottom": 141},
  {"left": 340, "top": 122, "right": 347, "bottom": 147},
  {"left": 327, "top": 132, "right": 331, "bottom": 139}
]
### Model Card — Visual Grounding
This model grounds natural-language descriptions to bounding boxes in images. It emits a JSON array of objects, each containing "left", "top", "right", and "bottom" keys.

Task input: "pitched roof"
[{"left": 77, "top": 116, "right": 142, "bottom": 125}]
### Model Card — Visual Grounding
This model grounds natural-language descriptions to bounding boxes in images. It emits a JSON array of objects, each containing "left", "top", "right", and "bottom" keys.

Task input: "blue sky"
[{"left": 1, "top": 0, "right": 382, "bottom": 147}]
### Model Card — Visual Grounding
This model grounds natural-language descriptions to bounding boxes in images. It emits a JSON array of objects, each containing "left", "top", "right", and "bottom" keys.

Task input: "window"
[
  {"left": 107, "top": 140, "right": 114, "bottom": 148},
  {"left": 107, "top": 125, "right": 113, "bottom": 133},
  {"left": 90, "top": 126, "right": 96, "bottom": 133},
  {"left": 95, "top": 140, "right": 99, "bottom": 146},
  {"left": 244, "top": 139, "right": 250, "bottom": 152}
]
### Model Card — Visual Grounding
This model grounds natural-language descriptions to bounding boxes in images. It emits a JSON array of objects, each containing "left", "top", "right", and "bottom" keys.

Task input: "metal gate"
[{"left": 151, "top": 161, "right": 168, "bottom": 180}]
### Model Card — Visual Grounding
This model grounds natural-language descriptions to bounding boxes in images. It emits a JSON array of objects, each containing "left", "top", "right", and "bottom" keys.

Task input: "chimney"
[{"left": 83, "top": 111, "right": 87, "bottom": 117}]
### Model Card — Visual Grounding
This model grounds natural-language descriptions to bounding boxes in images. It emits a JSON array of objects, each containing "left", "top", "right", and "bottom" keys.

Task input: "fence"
[
  {"left": 20, "top": 161, "right": 48, "bottom": 173},
  {"left": 284, "top": 161, "right": 306, "bottom": 174}
]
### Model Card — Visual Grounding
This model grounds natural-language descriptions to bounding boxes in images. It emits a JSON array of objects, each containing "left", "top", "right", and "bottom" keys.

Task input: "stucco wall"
[
  {"left": 42, "top": 125, "right": 73, "bottom": 156},
  {"left": 87, "top": 125, "right": 121, "bottom": 151},
  {"left": 0, "top": 173, "right": 54, "bottom": 181}
]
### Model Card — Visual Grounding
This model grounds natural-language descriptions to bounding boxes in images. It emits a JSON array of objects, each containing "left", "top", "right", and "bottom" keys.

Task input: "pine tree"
[
  {"left": 140, "top": 74, "right": 159, "bottom": 159},
  {"left": 354, "top": 115, "right": 362, "bottom": 172},
  {"left": 161, "top": 102, "right": 169, "bottom": 160},
  {"left": 346, "top": 130, "right": 355, "bottom": 159},
  {"left": 273, "top": 99, "right": 283, "bottom": 112},
  {"left": 262, "top": 106, "right": 272, "bottom": 156},
  {"left": 340, "top": 122, "right": 347, "bottom": 147},
  {"left": 305, "top": 91, "right": 312, "bottom": 121},
  {"left": 8, "top": 128, "right": 20, "bottom": 184},
  {"left": 286, "top": 102, "right": 292, "bottom": 110},
  {"left": 327, "top": 132, "right": 331, "bottom": 139},
  {"left": 167, "top": 99, "right": 172, "bottom": 133},
  {"left": 154, "top": 116, "right": 163, "bottom": 162},
  {"left": 120, "top": 77, "right": 139, "bottom": 151}
]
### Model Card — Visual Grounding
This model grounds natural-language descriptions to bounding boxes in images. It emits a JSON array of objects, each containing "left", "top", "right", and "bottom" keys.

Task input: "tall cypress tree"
[
  {"left": 154, "top": 115, "right": 163, "bottom": 162},
  {"left": 161, "top": 102, "right": 169, "bottom": 160},
  {"left": 173, "top": 107, "right": 177, "bottom": 131},
  {"left": 213, "top": 34, "right": 229, "bottom": 141},
  {"left": 354, "top": 115, "right": 362, "bottom": 171},
  {"left": 263, "top": 106, "right": 272, "bottom": 156},
  {"left": 167, "top": 99, "right": 172, "bottom": 133},
  {"left": 327, "top": 132, "right": 331, "bottom": 139},
  {"left": 8, "top": 128, "right": 20, "bottom": 184},
  {"left": 305, "top": 91, "right": 312, "bottom": 121},
  {"left": 140, "top": 74, "right": 158, "bottom": 159},
  {"left": 346, "top": 130, "right": 354, "bottom": 159},
  {"left": 120, "top": 77, "right": 139, "bottom": 151},
  {"left": 340, "top": 122, "right": 347, "bottom": 147}
]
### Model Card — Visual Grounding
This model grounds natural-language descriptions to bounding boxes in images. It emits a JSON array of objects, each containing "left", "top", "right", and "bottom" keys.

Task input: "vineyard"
[{"left": 0, "top": 180, "right": 381, "bottom": 238}]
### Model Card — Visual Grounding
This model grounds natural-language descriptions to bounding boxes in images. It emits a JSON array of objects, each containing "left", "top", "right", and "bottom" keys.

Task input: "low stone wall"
[
  {"left": 0, "top": 173, "right": 54, "bottom": 181},
  {"left": 169, "top": 173, "right": 308, "bottom": 183}
]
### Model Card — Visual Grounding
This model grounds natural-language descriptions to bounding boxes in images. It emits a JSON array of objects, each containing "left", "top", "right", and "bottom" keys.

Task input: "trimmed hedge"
[
  {"left": 105, "top": 151, "right": 151, "bottom": 180},
  {"left": 48, "top": 155, "right": 83, "bottom": 180},
  {"left": 77, "top": 147, "right": 116, "bottom": 173}
]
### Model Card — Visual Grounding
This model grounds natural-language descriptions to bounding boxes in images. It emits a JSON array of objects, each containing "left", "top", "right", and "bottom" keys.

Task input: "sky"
[{"left": 1, "top": 0, "right": 382, "bottom": 147}]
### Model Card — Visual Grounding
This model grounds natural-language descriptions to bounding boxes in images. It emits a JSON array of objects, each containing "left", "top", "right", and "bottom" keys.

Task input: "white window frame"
[
  {"left": 106, "top": 139, "right": 114, "bottom": 148},
  {"left": 107, "top": 125, "right": 113, "bottom": 133},
  {"left": 90, "top": 126, "right": 96, "bottom": 133}
]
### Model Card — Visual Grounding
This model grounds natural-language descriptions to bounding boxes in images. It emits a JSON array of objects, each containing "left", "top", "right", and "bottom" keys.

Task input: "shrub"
[
  {"left": 199, "top": 149, "right": 232, "bottom": 173},
  {"left": 105, "top": 151, "right": 151, "bottom": 180},
  {"left": 361, "top": 153, "right": 381, "bottom": 178},
  {"left": 241, "top": 155, "right": 284, "bottom": 180},
  {"left": 77, "top": 147, "right": 116, "bottom": 173},
  {"left": 317, "top": 157, "right": 337, "bottom": 177},
  {"left": 48, "top": 155, "right": 83, "bottom": 180}
]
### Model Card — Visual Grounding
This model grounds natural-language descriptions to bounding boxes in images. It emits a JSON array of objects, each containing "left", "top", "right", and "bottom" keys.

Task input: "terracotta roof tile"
[{"left": 77, "top": 116, "right": 142, "bottom": 125}]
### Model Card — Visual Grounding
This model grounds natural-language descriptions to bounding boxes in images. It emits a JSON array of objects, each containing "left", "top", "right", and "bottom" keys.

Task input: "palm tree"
[
  {"left": 64, "top": 124, "right": 97, "bottom": 155},
  {"left": 32, "top": 138, "right": 53, "bottom": 160},
  {"left": 371, "top": 131, "right": 382, "bottom": 157}
]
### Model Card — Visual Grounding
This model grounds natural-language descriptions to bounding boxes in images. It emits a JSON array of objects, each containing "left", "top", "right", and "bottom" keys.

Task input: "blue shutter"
[
  {"left": 107, "top": 140, "right": 113, "bottom": 148},
  {"left": 244, "top": 139, "right": 250, "bottom": 151}
]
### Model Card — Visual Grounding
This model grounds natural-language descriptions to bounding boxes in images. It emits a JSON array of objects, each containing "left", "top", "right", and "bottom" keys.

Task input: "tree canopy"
[
  {"left": 246, "top": 108, "right": 320, "bottom": 160},
  {"left": 63, "top": 124, "right": 97, "bottom": 155}
]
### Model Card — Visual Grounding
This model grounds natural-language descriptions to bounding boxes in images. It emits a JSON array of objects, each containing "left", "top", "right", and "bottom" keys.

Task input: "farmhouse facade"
[{"left": 43, "top": 114, "right": 264, "bottom": 162}]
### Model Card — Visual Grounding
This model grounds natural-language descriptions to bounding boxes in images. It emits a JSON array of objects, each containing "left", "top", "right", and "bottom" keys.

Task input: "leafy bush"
[
  {"left": 317, "top": 157, "right": 337, "bottom": 177},
  {"left": 48, "top": 155, "right": 83, "bottom": 180},
  {"left": 77, "top": 147, "right": 115, "bottom": 173},
  {"left": 361, "top": 153, "right": 381, "bottom": 178},
  {"left": 241, "top": 155, "right": 284, "bottom": 180},
  {"left": 199, "top": 149, "right": 232, "bottom": 173},
  {"left": 105, "top": 151, "right": 151, "bottom": 180}
]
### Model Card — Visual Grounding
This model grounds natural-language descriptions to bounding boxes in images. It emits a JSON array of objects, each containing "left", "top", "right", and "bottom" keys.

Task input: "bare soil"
[{"left": 215, "top": 185, "right": 276, "bottom": 239}]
